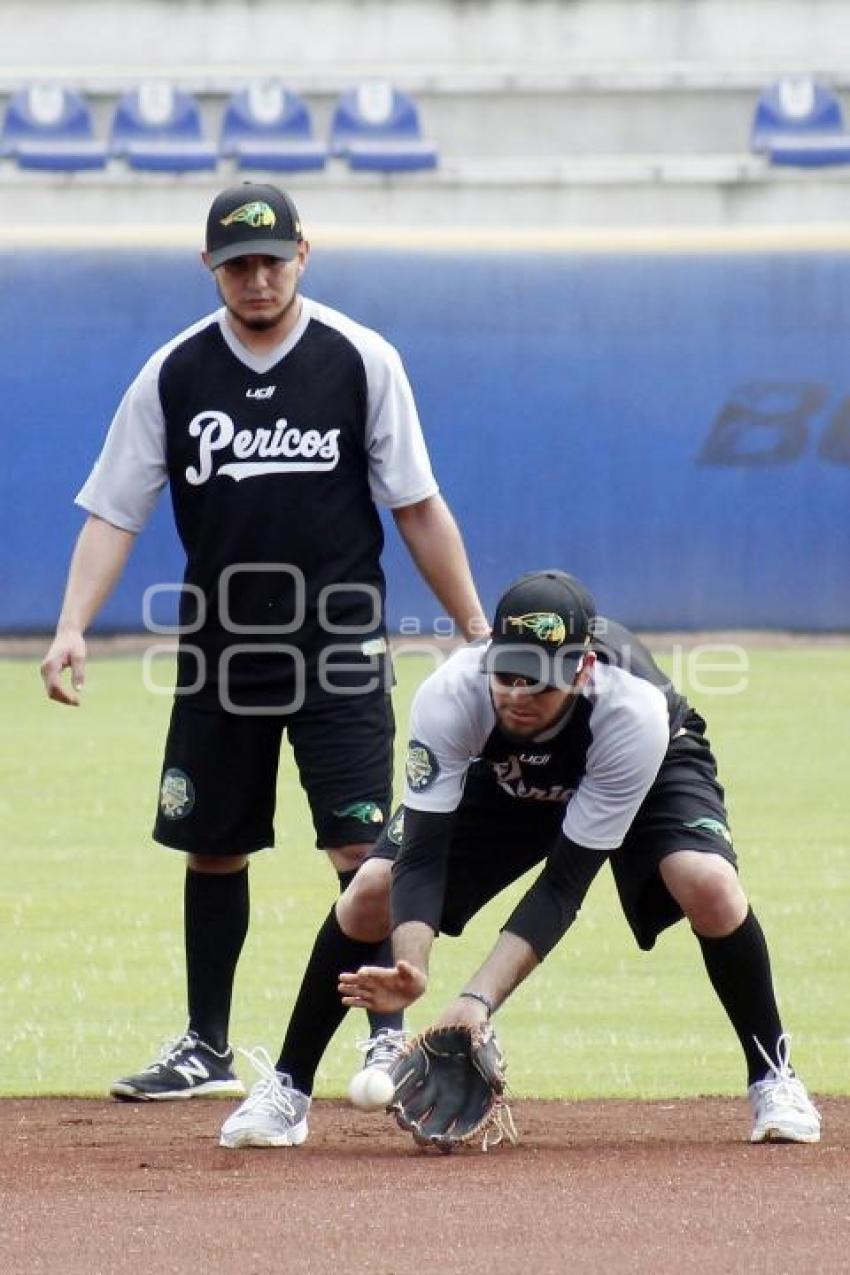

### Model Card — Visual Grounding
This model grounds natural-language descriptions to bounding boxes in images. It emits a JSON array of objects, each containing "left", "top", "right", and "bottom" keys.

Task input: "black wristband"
[{"left": 459, "top": 990, "right": 494, "bottom": 1017}]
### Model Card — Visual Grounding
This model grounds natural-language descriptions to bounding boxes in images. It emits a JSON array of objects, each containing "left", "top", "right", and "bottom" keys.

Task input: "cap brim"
[
  {"left": 207, "top": 240, "right": 299, "bottom": 268},
  {"left": 484, "top": 643, "right": 584, "bottom": 689}
]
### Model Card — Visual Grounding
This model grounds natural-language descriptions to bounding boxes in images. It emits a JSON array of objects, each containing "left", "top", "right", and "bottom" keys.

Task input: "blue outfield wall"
[{"left": 2, "top": 246, "right": 849, "bottom": 632}]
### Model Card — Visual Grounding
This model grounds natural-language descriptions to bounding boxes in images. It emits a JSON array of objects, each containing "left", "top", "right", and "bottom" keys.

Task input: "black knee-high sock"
[
  {"left": 696, "top": 908, "right": 784, "bottom": 1086},
  {"left": 185, "top": 865, "right": 249, "bottom": 1054},
  {"left": 338, "top": 867, "right": 403, "bottom": 1037},
  {"left": 277, "top": 906, "right": 381, "bottom": 1094}
]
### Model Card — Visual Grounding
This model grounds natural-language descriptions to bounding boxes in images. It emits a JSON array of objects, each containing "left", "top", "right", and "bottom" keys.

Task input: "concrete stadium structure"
[{"left": 3, "top": 0, "right": 850, "bottom": 234}]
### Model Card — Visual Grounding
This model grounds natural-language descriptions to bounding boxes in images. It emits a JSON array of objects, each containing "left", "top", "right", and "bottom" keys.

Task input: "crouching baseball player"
[
  {"left": 335, "top": 569, "right": 820, "bottom": 1146},
  {"left": 220, "top": 569, "right": 820, "bottom": 1148}
]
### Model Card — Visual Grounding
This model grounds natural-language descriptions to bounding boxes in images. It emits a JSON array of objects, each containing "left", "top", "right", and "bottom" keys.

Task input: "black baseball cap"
[
  {"left": 205, "top": 182, "right": 303, "bottom": 268},
  {"left": 484, "top": 570, "right": 596, "bottom": 688}
]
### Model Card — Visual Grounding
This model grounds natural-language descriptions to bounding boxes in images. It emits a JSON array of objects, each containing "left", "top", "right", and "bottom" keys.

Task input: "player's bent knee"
[
  {"left": 686, "top": 871, "right": 748, "bottom": 935},
  {"left": 662, "top": 852, "right": 746, "bottom": 935},
  {"left": 337, "top": 858, "right": 391, "bottom": 942}
]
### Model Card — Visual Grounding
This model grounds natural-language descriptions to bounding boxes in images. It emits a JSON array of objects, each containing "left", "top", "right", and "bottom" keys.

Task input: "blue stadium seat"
[
  {"left": 2, "top": 85, "right": 107, "bottom": 170},
  {"left": 330, "top": 82, "right": 438, "bottom": 172},
  {"left": 220, "top": 83, "right": 327, "bottom": 171},
  {"left": 751, "top": 76, "right": 850, "bottom": 166},
  {"left": 110, "top": 84, "right": 217, "bottom": 171}
]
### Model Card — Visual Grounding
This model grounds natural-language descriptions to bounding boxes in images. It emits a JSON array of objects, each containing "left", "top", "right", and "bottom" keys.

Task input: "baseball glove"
[{"left": 390, "top": 1023, "right": 517, "bottom": 1153}]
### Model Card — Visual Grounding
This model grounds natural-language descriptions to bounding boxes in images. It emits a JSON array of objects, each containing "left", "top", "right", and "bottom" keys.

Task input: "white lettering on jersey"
[
  {"left": 246, "top": 385, "right": 276, "bottom": 400},
  {"left": 491, "top": 755, "right": 575, "bottom": 803},
  {"left": 185, "top": 411, "right": 341, "bottom": 485}
]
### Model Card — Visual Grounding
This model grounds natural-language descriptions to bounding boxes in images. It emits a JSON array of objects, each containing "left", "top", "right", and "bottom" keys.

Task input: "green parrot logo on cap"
[
  {"left": 221, "top": 201, "right": 276, "bottom": 229},
  {"left": 506, "top": 612, "right": 567, "bottom": 644}
]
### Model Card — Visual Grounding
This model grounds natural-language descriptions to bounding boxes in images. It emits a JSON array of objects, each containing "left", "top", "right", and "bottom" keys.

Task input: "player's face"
[
  {"left": 489, "top": 654, "right": 594, "bottom": 740},
  {"left": 490, "top": 674, "right": 575, "bottom": 739},
  {"left": 211, "top": 247, "right": 306, "bottom": 334}
]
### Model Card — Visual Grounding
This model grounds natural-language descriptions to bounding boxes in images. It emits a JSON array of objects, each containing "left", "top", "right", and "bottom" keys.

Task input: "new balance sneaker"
[
  {"left": 748, "top": 1032, "right": 821, "bottom": 1144},
  {"left": 351, "top": 1027, "right": 408, "bottom": 1086},
  {"left": 110, "top": 1031, "right": 246, "bottom": 1102},
  {"left": 219, "top": 1047, "right": 310, "bottom": 1149}
]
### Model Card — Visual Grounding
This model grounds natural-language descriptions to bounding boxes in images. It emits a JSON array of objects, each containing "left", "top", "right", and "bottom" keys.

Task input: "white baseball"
[{"left": 348, "top": 1068, "right": 395, "bottom": 1112}]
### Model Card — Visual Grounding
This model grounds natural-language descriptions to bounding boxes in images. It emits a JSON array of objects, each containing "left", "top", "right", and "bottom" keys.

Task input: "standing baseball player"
[
  {"left": 40, "top": 181, "right": 486, "bottom": 1121},
  {"left": 224, "top": 569, "right": 819, "bottom": 1147}
]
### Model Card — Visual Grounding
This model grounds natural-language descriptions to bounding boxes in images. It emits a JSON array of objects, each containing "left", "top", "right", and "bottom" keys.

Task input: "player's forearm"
[
  {"left": 392, "top": 495, "right": 487, "bottom": 640},
  {"left": 57, "top": 515, "right": 136, "bottom": 633},
  {"left": 460, "top": 931, "right": 540, "bottom": 1013},
  {"left": 505, "top": 836, "right": 609, "bottom": 960}
]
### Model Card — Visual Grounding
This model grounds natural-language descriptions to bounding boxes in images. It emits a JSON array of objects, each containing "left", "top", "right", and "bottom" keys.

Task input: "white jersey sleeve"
[
  {"left": 74, "top": 311, "right": 221, "bottom": 532},
  {"left": 363, "top": 341, "right": 438, "bottom": 508},
  {"left": 75, "top": 352, "right": 168, "bottom": 533},
  {"left": 403, "top": 645, "right": 494, "bottom": 812},
  {"left": 563, "top": 664, "right": 670, "bottom": 850},
  {"left": 304, "top": 299, "right": 438, "bottom": 509}
]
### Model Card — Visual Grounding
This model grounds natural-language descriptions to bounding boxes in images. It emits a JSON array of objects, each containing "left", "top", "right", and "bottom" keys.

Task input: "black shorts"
[
  {"left": 374, "top": 714, "right": 736, "bottom": 952},
  {"left": 153, "top": 688, "right": 394, "bottom": 855}
]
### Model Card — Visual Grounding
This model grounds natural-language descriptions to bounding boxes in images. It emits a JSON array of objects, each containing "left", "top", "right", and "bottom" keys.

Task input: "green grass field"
[{"left": 2, "top": 644, "right": 848, "bottom": 1099}]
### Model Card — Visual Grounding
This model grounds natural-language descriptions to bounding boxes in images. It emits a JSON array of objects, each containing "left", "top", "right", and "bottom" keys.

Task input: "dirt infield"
[{"left": 2, "top": 1097, "right": 847, "bottom": 1275}]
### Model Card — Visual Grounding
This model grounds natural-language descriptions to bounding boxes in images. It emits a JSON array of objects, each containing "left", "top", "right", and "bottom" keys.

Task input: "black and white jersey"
[
  {"left": 77, "top": 298, "right": 438, "bottom": 703},
  {"left": 404, "top": 622, "right": 690, "bottom": 851}
]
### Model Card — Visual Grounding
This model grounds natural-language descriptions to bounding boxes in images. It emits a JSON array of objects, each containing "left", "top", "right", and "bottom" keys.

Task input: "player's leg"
[
  {"left": 183, "top": 852, "right": 249, "bottom": 1056},
  {"left": 334, "top": 857, "right": 409, "bottom": 1079},
  {"left": 287, "top": 686, "right": 400, "bottom": 1066},
  {"left": 659, "top": 850, "right": 781, "bottom": 1082},
  {"left": 324, "top": 695, "right": 401, "bottom": 1044},
  {"left": 613, "top": 718, "right": 820, "bottom": 1143},
  {"left": 220, "top": 686, "right": 394, "bottom": 1147},
  {"left": 111, "top": 701, "right": 282, "bottom": 1102},
  {"left": 219, "top": 847, "right": 393, "bottom": 1148},
  {"left": 660, "top": 849, "right": 819, "bottom": 1143}
]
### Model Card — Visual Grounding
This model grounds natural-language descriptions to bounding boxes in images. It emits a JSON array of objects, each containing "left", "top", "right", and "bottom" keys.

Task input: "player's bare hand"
[
  {"left": 40, "top": 631, "right": 87, "bottom": 706},
  {"left": 338, "top": 960, "right": 427, "bottom": 1013},
  {"left": 434, "top": 996, "right": 490, "bottom": 1032}
]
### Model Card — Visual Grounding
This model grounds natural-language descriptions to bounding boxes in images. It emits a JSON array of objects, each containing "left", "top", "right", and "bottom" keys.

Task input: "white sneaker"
[
  {"left": 352, "top": 1027, "right": 408, "bottom": 1084},
  {"left": 219, "top": 1047, "right": 310, "bottom": 1149},
  {"left": 748, "top": 1033, "right": 821, "bottom": 1144}
]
